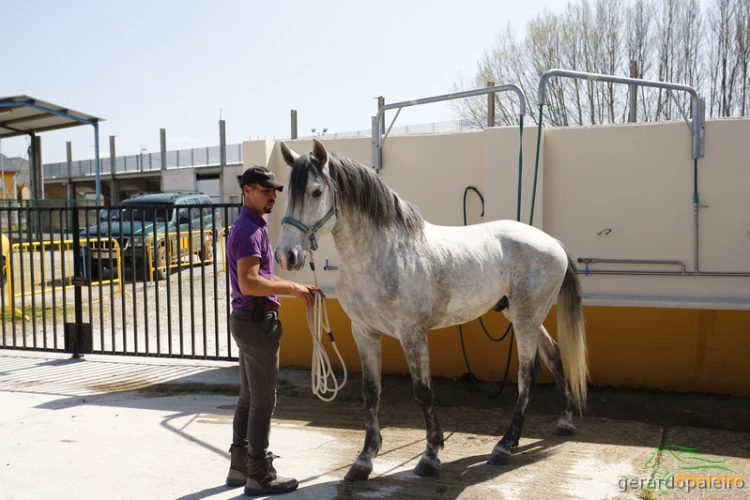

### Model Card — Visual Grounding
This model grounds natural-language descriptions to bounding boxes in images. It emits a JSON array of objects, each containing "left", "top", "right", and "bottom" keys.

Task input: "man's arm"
[{"left": 237, "top": 256, "right": 316, "bottom": 306}]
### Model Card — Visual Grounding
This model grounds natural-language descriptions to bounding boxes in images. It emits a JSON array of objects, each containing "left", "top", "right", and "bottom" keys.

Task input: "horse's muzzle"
[{"left": 274, "top": 248, "right": 306, "bottom": 272}]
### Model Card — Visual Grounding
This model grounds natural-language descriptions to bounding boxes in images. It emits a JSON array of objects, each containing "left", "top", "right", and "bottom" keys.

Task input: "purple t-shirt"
[{"left": 226, "top": 206, "right": 281, "bottom": 309}]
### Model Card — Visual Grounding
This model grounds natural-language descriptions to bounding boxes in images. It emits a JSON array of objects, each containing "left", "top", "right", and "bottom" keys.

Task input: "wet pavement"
[{"left": 1, "top": 350, "right": 748, "bottom": 499}]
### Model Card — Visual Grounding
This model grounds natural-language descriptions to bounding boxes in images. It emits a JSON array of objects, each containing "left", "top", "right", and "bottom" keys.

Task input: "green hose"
[
  {"left": 693, "top": 158, "right": 699, "bottom": 203},
  {"left": 517, "top": 114, "right": 524, "bottom": 222},
  {"left": 457, "top": 112, "right": 528, "bottom": 399},
  {"left": 529, "top": 104, "right": 544, "bottom": 226}
]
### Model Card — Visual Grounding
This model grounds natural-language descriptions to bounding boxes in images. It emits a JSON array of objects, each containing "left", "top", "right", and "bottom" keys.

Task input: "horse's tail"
[{"left": 557, "top": 249, "right": 589, "bottom": 414}]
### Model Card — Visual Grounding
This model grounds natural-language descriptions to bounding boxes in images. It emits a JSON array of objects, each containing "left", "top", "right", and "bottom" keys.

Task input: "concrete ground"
[{"left": 1, "top": 350, "right": 748, "bottom": 500}]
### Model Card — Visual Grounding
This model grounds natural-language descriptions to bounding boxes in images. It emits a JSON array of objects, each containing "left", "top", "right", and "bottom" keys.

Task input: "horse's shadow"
[
  {"left": 176, "top": 442, "right": 559, "bottom": 500},
  {"left": 335, "top": 444, "right": 558, "bottom": 500}
]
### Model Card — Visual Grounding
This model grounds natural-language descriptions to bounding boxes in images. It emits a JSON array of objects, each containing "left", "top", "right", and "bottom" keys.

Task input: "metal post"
[
  {"left": 219, "top": 120, "right": 226, "bottom": 203},
  {"left": 487, "top": 81, "right": 496, "bottom": 127},
  {"left": 65, "top": 207, "right": 91, "bottom": 358},
  {"left": 0, "top": 139, "right": 5, "bottom": 198},
  {"left": 160, "top": 128, "right": 167, "bottom": 171},
  {"left": 28, "top": 134, "right": 43, "bottom": 241},
  {"left": 29, "top": 133, "right": 38, "bottom": 203},
  {"left": 66, "top": 142, "right": 73, "bottom": 181},
  {"left": 629, "top": 60, "right": 638, "bottom": 123},
  {"left": 377, "top": 97, "right": 385, "bottom": 135},
  {"left": 109, "top": 136, "right": 118, "bottom": 205},
  {"left": 34, "top": 135, "right": 44, "bottom": 201},
  {"left": 66, "top": 142, "right": 74, "bottom": 230},
  {"left": 290, "top": 110, "right": 298, "bottom": 140},
  {"left": 93, "top": 122, "right": 101, "bottom": 206},
  {"left": 371, "top": 115, "right": 381, "bottom": 170}
]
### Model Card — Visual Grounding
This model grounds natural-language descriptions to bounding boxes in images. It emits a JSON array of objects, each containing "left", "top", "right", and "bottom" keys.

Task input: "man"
[{"left": 225, "top": 165, "right": 318, "bottom": 496}]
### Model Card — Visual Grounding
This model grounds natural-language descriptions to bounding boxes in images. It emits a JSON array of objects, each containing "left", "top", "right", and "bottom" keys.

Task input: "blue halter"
[{"left": 281, "top": 177, "right": 340, "bottom": 251}]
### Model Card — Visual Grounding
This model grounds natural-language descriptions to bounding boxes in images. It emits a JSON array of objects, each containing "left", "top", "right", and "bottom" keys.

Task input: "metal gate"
[{"left": 0, "top": 201, "right": 239, "bottom": 360}]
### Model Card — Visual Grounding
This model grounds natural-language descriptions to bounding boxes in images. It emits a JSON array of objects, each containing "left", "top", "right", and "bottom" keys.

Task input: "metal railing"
[
  {"left": 43, "top": 143, "right": 244, "bottom": 179},
  {"left": 0, "top": 203, "right": 240, "bottom": 360}
]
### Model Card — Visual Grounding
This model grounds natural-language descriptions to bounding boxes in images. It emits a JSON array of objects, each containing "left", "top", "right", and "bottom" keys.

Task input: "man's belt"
[{"left": 241, "top": 302, "right": 279, "bottom": 312}]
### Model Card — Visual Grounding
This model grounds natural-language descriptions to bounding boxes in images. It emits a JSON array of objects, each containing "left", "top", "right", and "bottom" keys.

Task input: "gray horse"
[{"left": 274, "top": 139, "right": 588, "bottom": 481}]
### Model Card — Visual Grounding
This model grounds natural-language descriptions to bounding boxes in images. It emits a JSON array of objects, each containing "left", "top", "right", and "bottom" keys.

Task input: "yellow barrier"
[
  {"left": 2, "top": 226, "right": 229, "bottom": 320},
  {"left": 3, "top": 237, "right": 129, "bottom": 320},
  {"left": 218, "top": 226, "right": 231, "bottom": 275},
  {"left": 146, "top": 228, "right": 220, "bottom": 281}
]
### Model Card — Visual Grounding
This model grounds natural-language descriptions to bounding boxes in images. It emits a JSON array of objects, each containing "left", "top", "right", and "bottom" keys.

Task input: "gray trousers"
[{"left": 230, "top": 307, "right": 282, "bottom": 459}]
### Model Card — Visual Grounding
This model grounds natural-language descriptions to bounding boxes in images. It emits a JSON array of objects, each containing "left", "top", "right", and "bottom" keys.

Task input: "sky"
[{"left": 1, "top": 0, "right": 571, "bottom": 164}]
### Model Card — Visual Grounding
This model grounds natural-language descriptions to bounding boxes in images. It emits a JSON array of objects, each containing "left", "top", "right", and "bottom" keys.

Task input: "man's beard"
[{"left": 264, "top": 202, "right": 274, "bottom": 214}]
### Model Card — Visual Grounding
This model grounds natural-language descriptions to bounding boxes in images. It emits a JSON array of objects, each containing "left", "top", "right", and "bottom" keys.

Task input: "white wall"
[{"left": 239, "top": 118, "right": 750, "bottom": 309}]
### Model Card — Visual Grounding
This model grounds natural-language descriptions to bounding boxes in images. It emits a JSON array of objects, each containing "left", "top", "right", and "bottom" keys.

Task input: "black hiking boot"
[{"left": 244, "top": 452, "right": 299, "bottom": 496}]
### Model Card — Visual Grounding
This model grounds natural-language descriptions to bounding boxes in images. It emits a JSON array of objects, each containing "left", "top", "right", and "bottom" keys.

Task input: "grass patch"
[
  {"left": 2, "top": 303, "right": 78, "bottom": 322},
  {"left": 335, "top": 393, "right": 364, "bottom": 404},
  {"left": 278, "top": 378, "right": 294, "bottom": 388},
  {"left": 638, "top": 489, "right": 656, "bottom": 500}
]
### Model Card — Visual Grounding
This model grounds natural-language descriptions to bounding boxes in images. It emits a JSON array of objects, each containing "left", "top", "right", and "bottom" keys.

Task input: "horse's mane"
[{"left": 287, "top": 151, "right": 424, "bottom": 237}]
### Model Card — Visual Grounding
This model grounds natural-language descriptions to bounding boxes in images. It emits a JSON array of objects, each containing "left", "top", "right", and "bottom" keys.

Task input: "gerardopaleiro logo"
[{"left": 621, "top": 444, "right": 745, "bottom": 495}]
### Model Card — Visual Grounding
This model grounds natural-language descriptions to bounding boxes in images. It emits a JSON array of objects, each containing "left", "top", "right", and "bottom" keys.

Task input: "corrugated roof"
[{"left": 0, "top": 95, "right": 105, "bottom": 139}]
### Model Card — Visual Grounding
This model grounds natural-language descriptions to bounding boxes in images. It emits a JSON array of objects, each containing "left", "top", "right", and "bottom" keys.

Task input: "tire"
[
  {"left": 200, "top": 235, "right": 214, "bottom": 262},
  {"left": 152, "top": 241, "right": 169, "bottom": 281}
]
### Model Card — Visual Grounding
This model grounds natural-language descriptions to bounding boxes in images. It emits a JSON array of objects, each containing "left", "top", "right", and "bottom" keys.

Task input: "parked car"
[{"left": 81, "top": 191, "right": 222, "bottom": 281}]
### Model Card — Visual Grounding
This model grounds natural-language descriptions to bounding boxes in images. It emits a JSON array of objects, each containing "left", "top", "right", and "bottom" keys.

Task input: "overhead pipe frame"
[
  {"left": 371, "top": 84, "right": 527, "bottom": 172},
  {"left": 536, "top": 69, "right": 746, "bottom": 278},
  {"left": 536, "top": 69, "right": 705, "bottom": 160}
]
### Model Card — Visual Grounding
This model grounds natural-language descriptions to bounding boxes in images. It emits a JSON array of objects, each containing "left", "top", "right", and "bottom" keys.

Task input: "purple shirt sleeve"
[{"left": 235, "top": 228, "right": 263, "bottom": 260}]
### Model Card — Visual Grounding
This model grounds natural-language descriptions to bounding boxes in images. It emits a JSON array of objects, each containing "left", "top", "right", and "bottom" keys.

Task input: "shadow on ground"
[
  {"left": 174, "top": 450, "right": 558, "bottom": 500},
  {"left": 15, "top": 355, "right": 748, "bottom": 461}
]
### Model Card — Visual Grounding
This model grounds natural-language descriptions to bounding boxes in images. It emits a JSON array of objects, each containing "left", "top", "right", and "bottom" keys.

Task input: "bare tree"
[
  {"left": 735, "top": 0, "right": 750, "bottom": 115},
  {"left": 595, "top": 0, "right": 625, "bottom": 123},
  {"left": 449, "top": 0, "right": 750, "bottom": 128},
  {"left": 708, "top": 0, "right": 740, "bottom": 116},
  {"left": 625, "top": 0, "right": 655, "bottom": 120}
]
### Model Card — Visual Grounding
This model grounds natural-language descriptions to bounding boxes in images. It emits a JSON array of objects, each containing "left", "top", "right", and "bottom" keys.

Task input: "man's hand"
[{"left": 291, "top": 283, "right": 321, "bottom": 307}]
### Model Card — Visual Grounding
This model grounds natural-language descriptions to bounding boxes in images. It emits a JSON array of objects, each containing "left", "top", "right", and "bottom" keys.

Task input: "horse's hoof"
[
  {"left": 413, "top": 456, "right": 441, "bottom": 476},
  {"left": 552, "top": 424, "right": 575, "bottom": 437},
  {"left": 488, "top": 444, "right": 512, "bottom": 465},
  {"left": 344, "top": 464, "right": 372, "bottom": 482}
]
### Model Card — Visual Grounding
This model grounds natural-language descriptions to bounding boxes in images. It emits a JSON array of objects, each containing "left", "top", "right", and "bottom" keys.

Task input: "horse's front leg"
[
  {"left": 345, "top": 324, "right": 383, "bottom": 482},
  {"left": 402, "top": 334, "right": 444, "bottom": 476}
]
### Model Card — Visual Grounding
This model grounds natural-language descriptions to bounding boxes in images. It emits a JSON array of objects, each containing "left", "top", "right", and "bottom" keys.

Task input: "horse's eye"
[{"left": 312, "top": 189, "right": 322, "bottom": 198}]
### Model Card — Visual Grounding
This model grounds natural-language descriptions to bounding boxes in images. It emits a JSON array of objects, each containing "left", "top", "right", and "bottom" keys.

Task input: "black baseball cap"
[{"left": 240, "top": 165, "right": 283, "bottom": 191}]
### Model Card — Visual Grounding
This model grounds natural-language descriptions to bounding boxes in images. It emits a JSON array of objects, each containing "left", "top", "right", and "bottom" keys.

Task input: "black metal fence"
[{"left": 0, "top": 202, "right": 240, "bottom": 360}]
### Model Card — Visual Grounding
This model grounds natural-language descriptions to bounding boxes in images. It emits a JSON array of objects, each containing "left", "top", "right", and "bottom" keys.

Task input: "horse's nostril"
[{"left": 287, "top": 251, "right": 296, "bottom": 268}]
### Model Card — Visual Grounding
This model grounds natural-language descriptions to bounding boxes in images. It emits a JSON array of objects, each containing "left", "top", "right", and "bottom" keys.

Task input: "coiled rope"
[{"left": 305, "top": 249, "right": 347, "bottom": 401}]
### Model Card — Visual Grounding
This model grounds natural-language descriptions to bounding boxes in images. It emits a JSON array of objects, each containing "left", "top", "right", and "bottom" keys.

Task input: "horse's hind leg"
[
  {"left": 345, "top": 325, "right": 383, "bottom": 482},
  {"left": 539, "top": 326, "right": 577, "bottom": 436},
  {"left": 402, "top": 334, "right": 444, "bottom": 476},
  {"left": 489, "top": 321, "right": 541, "bottom": 465}
]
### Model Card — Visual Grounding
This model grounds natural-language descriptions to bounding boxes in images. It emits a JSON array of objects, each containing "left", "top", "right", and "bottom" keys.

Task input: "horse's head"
[{"left": 275, "top": 139, "right": 339, "bottom": 271}]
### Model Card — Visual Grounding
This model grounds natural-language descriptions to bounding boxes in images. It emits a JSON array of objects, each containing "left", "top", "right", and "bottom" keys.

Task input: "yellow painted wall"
[{"left": 278, "top": 296, "right": 750, "bottom": 398}]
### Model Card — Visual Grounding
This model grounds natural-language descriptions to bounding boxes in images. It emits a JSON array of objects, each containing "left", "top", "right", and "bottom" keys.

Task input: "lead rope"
[{"left": 305, "top": 249, "right": 347, "bottom": 401}]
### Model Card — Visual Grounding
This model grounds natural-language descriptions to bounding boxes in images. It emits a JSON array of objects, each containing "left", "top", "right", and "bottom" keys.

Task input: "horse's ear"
[
  {"left": 279, "top": 142, "right": 299, "bottom": 167},
  {"left": 312, "top": 139, "right": 328, "bottom": 168}
]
